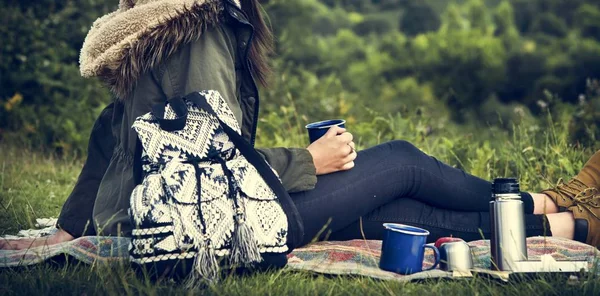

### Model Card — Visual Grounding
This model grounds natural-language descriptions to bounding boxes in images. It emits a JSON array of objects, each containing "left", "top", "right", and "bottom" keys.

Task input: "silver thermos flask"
[{"left": 490, "top": 178, "right": 528, "bottom": 271}]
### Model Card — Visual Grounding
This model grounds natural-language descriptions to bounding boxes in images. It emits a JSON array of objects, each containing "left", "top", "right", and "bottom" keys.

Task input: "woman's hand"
[
  {"left": 307, "top": 126, "right": 357, "bottom": 175},
  {"left": 0, "top": 229, "right": 74, "bottom": 250}
]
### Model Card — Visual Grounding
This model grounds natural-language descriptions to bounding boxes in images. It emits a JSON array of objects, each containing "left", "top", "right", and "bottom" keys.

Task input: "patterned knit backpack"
[{"left": 128, "top": 91, "right": 302, "bottom": 286}]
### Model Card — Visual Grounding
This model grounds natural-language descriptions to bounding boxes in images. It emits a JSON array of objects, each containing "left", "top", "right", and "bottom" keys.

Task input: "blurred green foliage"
[
  {"left": 1, "top": 0, "right": 600, "bottom": 153},
  {"left": 0, "top": 0, "right": 116, "bottom": 152}
]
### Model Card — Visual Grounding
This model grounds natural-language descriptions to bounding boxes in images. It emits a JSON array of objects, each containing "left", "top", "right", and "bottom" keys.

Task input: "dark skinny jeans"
[{"left": 291, "top": 140, "right": 551, "bottom": 246}]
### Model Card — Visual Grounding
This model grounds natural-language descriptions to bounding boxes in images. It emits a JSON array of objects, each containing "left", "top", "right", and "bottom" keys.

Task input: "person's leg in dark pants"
[
  {"left": 56, "top": 103, "right": 116, "bottom": 237},
  {"left": 291, "top": 140, "right": 543, "bottom": 246},
  {"left": 328, "top": 198, "right": 552, "bottom": 243}
]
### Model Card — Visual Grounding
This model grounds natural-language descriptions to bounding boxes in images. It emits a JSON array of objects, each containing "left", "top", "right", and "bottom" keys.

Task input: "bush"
[
  {"left": 497, "top": 50, "right": 545, "bottom": 105},
  {"left": 569, "top": 79, "right": 600, "bottom": 146},
  {"left": 465, "top": 0, "right": 492, "bottom": 33},
  {"left": 494, "top": 0, "right": 520, "bottom": 45},
  {"left": 530, "top": 13, "right": 569, "bottom": 37},
  {"left": 3, "top": 0, "right": 600, "bottom": 151},
  {"left": 0, "top": 1, "right": 116, "bottom": 153},
  {"left": 398, "top": 0, "right": 441, "bottom": 36},
  {"left": 409, "top": 30, "right": 508, "bottom": 120},
  {"left": 575, "top": 4, "right": 600, "bottom": 41},
  {"left": 352, "top": 16, "right": 394, "bottom": 36}
]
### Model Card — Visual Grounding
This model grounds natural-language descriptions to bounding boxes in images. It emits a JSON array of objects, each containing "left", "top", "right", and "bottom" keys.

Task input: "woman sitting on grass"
[{"left": 2, "top": 0, "right": 599, "bottom": 251}]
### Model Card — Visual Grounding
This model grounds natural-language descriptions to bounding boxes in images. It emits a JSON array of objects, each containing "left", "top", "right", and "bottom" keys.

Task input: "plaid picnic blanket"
[{"left": 2, "top": 219, "right": 599, "bottom": 282}]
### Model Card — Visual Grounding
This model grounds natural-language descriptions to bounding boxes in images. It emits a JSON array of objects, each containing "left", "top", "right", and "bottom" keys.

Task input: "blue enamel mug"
[
  {"left": 379, "top": 223, "right": 441, "bottom": 275},
  {"left": 305, "top": 119, "right": 346, "bottom": 143}
]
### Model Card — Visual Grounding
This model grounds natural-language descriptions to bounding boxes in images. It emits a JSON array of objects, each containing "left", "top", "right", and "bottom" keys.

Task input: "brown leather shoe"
[
  {"left": 542, "top": 150, "right": 600, "bottom": 210},
  {"left": 569, "top": 192, "right": 600, "bottom": 248},
  {"left": 576, "top": 150, "right": 600, "bottom": 188},
  {"left": 542, "top": 178, "right": 597, "bottom": 210}
]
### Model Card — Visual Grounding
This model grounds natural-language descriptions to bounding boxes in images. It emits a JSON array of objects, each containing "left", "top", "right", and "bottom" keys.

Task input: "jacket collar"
[
  {"left": 225, "top": 0, "right": 241, "bottom": 8},
  {"left": 80, "top": 0, "right": 237, "bottom": 99},
  {"left": 119, "top": 0, "right": 239, "bottom": 9}
]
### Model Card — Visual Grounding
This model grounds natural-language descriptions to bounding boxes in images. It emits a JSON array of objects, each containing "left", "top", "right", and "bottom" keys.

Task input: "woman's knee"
[
  {"left": 359, "top": 140, "right": 427, "bottom": 169},
  {"left": 387, "top": 140, "right": 421, "bottom": 155},
  {"left": 382, "top": 140, "right": 428, "bottom": 166}
]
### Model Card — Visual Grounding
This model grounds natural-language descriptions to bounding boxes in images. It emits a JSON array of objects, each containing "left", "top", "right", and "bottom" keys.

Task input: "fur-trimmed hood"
[{"left": 80, "top": 0, "right": 240, "bottom": 99}]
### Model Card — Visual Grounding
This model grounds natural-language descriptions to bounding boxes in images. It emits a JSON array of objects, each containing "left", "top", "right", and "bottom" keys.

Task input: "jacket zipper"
[
  {"left": 229, "top": 4, "right": 259, "bottom": 147},
  {"left": 247, "top": 34, "right": 259, "bottom": 148}
]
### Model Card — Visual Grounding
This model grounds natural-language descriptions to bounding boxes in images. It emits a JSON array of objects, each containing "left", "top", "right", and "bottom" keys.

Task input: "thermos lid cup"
[
  {"left": 439, "top": 241, "right": 473, "bottom": 272},
  {"left": 492, "top": 177, "right": 520, "bottom": 194}
]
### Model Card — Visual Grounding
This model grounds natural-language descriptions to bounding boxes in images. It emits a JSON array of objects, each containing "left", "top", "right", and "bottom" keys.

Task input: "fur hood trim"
[{"left": 80, "top": 0, "right": 240, "bottom": 99}]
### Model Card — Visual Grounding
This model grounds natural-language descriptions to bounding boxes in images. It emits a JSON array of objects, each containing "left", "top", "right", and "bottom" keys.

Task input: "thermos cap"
[{"left": 492, "top": 178, "right": 520, "bottom": 194}]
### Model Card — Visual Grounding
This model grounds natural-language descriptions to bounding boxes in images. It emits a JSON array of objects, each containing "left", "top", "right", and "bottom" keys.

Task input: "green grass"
[
  {"left": 3, "top": 263, "right": 600, "bottom": 295},
  {"left": 1, "top": 111, "right": 600, "bottom": 295},
  {"left": 0, "top": 146, "right": 83, "bottom": 234}
]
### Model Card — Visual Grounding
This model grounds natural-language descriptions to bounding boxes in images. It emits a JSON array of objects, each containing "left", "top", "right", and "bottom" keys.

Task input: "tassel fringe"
[
  {"left": 230, "top": 219, "right": 263, "bottom": 266},
  {"left": 183, "top": 245, "right": 219, "bottom": 288}
]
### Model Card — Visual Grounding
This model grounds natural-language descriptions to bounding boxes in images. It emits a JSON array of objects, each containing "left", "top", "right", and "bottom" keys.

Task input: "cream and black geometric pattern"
[{"left": 129, "top": 90, "right": 289, "bottom": 270}]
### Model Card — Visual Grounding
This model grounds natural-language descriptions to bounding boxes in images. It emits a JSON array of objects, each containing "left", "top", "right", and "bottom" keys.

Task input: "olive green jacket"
[{"left": 75, "top": 0, "right": 316, "bottom": 236}]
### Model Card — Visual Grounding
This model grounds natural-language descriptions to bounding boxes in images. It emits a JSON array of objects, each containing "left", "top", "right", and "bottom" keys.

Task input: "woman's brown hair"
[{"left": 240, "top": 0, "right": 273, "bottom": 86}]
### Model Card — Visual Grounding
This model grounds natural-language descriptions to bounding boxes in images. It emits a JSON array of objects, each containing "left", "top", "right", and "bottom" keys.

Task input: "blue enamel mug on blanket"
[{"left": 379, "top": 223, "right": 441, "bottom": 275}]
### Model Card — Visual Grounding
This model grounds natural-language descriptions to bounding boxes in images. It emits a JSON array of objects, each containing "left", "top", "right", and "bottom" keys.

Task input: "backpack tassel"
[
  {"left": 186, "top": 162, "right": 219, "bottom": 287},
  {"left": 184, "top": 242, "right": 219, "bottom": 288},
  {"left": 230, "top": 211, "right": 262, "bottom": 265},
  {"left": 222, "top": 160, "right": 262, "bottom": 266}
]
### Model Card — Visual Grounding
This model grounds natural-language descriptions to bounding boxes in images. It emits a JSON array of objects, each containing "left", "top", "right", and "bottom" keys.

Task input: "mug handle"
[{"left": 423, "top": 245, "right": 440, "bottom": 271}]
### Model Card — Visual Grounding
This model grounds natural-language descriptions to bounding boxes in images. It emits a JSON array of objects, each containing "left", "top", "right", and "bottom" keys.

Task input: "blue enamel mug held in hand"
[
  {"left": 305, "top": 119, "right": 346, "bottom": 143},
  {"left": 379, "top": 223, "right": 441, "bottom": 275}
]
